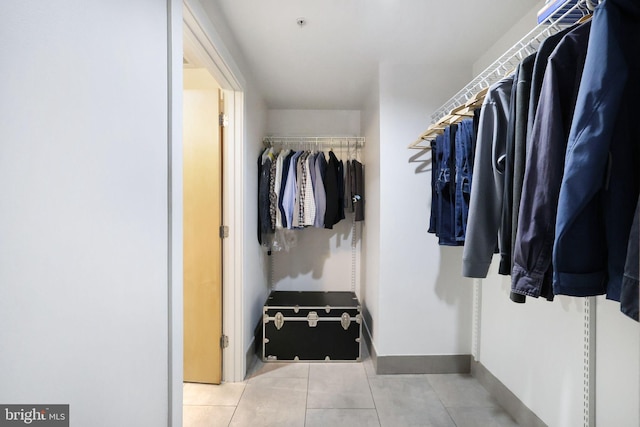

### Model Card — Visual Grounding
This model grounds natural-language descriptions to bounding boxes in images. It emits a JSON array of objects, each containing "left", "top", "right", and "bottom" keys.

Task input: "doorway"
[
  {"left": 180, "top": 0, "right": 246, "bottom": 385},
  {"left": 182, "top": 66, "right": 224, "bottom": 384}
]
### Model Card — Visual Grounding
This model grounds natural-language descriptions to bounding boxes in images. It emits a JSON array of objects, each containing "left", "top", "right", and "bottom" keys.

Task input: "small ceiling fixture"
[{"left": 296, "top": 17, "right": 307, "bottom": 28}]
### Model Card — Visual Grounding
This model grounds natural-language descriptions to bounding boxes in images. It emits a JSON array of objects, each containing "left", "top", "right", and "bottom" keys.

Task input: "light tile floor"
[{"left": 183, "top": 350, "right": 519, "bottom": 427}]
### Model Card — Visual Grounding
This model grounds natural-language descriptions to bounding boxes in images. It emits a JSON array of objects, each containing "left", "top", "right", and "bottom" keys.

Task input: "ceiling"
[{"left": 207, "top": 0, "right": 540, "bottom": 110}]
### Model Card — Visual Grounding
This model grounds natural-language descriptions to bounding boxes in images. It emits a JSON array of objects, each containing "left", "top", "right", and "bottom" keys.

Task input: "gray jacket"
[{"left": 462, "top": 75, "right": 514, "bottom": 278}]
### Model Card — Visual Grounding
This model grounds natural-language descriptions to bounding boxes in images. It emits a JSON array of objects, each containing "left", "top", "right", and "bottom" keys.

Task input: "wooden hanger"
[
  {"left": 450, "top": 105, "right": 475, "bottom": 118},
  {"left": 464, "top": 87, "right": 489, "bottom": 107},
  {"left": 408, "top": 138, "right": 430, "bottom": 149},
  {"left": 575, "top": 0, "right": 594, "bottom": 23},
  {"left": 411, "top": 86, "right": 484, "bottom": 149},
  {"left": 576, "top": 13, "right": 593, "bottom": 24}
]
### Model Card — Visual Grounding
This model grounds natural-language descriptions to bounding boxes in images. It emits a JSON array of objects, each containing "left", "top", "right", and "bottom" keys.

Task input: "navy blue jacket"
[
  {"left": 511, "top": 22, "right": 591, "bottom": 300},
  {"left": 553, "top": 0, "right": 640, "bottom": 300}
]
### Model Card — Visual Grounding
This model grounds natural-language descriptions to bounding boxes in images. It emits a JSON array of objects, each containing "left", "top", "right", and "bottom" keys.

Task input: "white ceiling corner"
[{"left": 206, "top": 0, "right": 540, "bottom": 110}]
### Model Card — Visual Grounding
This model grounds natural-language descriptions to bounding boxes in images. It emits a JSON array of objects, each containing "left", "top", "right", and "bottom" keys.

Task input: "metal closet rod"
[
  {"left": 263, "top": 136, "right": 365, "bottom": 148},
  {"left": 428, "top": 0, "right": 589, "bottom": 125}
]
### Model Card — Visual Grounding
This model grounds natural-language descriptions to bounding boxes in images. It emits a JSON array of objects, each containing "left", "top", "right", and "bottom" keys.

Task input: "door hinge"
[
  {"left": 219, "top": 225, "right": 229, "bottom": 239},
  {"left": 219, "top": 113, "right": 229, "bottom": 128},
  {"left": 220, "top": 335, "right": 229, "bottom": 349}
]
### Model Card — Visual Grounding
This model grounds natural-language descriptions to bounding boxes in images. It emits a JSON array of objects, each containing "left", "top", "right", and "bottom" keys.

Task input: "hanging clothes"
[
  {"left": 283, "top": 151, "right": 303, "bottom": 229},
  {"left": 526, "top": 23, "right": 580, "bottom": 139},
  {"left": 274, "top": 149, "right": 291, "bottom": 229},
  {"left": 621, "top": 198, "right": 639, "bottom": 321},
  {"left": 553, "top": 0, "right": 640, "bottom": 301},
  {"left": 511, "top": 21, "right": 591, "bottom": 301},
  {"left": 303, "top": 153, "right": 317, "bottom": 227},
  {"left": 418, "top": 0, "right": 640, "bottom": 319},
  {"left": 498, "top": 67, "right": 520, "bottom": 276},
  {"left": 268, "top": 150, "right": 280, "bottom": 231},
  {"left": 293, "top": 151, "right": 309, "bottom": 228},
  {"left": 344, "top": 160, "right": 353, "bottom": 213},
  {"left": 314, "top": 152, "right": 328, "bottom": 228},
  {"left": 454, "top": 118, "right": 476, "bottom": 243},
  {"left": 462, "top": 74, "right": 514, "bottom": 278},
  {"left": 509, "top": 52, "right": 536, "bottom": 303},
  {"left": 324, "top": 151, "right": 342, "bottom": 229},
  {"left": 433, "top": 124, "right": 460, "bottom": 246},
  {"left": 258, "top": 143, "right": 365, "bottom": 251},
  {"left": 428, "top": 138, "right": 438, "bottom": 235},
  {"left": 351, "top": 159, "right": 365, "bottom": 222},
  {"left": 258, "top": 149, "right": 274, "bottom": 243},
  {"left": 278, "top": 150, "right": 296, "bottom": 229},
  {"left": 337, "top": 158, "right": 346, "bottom": 223},
  {"left": 257, "top": 150, "right": 265, "bottom": 245},
  {"left": 428, "top": 115, "right": 478, "bottom": 245}
]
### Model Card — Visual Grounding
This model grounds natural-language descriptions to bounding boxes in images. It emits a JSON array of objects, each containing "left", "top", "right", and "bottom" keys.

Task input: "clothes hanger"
[
  {"left": 574, "top": 0, "right": 593, "bottom": 23},
  {"left": 524, "top": 42, "right": 535, "bottom": 56},
  {"left": 576, "top": 13, "right": 593, "bottom": 24},
  {"left": 450, "top": 104, "right": 475, "bottom": 118},
  {"left": 408, "top": 136, "right": 433, "bottom": 150},
  {"left": 464, "top": 86, "right": 489, "bottom": 108},
  {"left": 502, "top": 59, "right": 518, "bottom": 78}
]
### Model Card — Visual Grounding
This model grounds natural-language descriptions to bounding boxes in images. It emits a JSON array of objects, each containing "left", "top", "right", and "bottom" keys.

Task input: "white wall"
[
  {"left": 361, "top": 75, "right": 381, "bottom": 349},
  {"left": 267, "top": 109, "right": 361, "bottom": 137},
  {"left": 477, "top": 258, "right": 640, "bottom": 427},
  {"left": 478, "top": 266, "right": 585, "bottom": 426},
  {"left": 266, "top": 110, "right": 362, "bottom": 294},
  {"left": 241, "top": 80, "right": 269, "bottom": 362},
  {"left": 0, "top": 1, "right": 172, "bottom": 426},
  {"left": 595, "top": 298, "right": 640, "bottom": 427},
  {"left": 472, "top": 1, "right": 545, "bottom": 75},
  {"left": 375, "top": 62, "right": 474, "bottom": 356}
]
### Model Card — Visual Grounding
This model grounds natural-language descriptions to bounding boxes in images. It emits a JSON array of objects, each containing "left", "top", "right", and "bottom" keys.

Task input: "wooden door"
[{"left": 183, "top": 69, "right": 223, "bottom": 384}]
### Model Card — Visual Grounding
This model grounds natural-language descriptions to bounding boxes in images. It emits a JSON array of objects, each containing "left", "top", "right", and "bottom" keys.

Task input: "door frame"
[
  {"left": 182, "top": 0, "right": 245, "bottom": 383},
  {"left": 169, "top": 1, "right": 246, "bottom": 421},
  {"left": 182, "top": 0, "right": 245, "bottom": 384}
]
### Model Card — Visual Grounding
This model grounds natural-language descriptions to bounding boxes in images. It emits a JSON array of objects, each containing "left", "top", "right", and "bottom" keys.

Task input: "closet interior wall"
[
  {"left": 265, "top": 110, "right": 363, "bottom": 295},
  {"left": 365, "top": 62, "right": 474, "bottom": 363}
]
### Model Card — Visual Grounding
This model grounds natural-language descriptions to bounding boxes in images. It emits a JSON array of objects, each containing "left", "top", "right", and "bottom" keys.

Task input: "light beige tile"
[
  {"left": 305, "top": 409, "right": 380, "bottom": 427},
  {"left": 246, "top": 360, "right": 310, "bottom": 382},
  {"left": 183, "top": 405, "right": 235, "bottom": 427},
  {"left": 369, "top": 375, "right": 455, "bottom": 427},
  {"left": 427, "top": 374, "right": 498, "bottom": 408},
  {"left": 307, "top": 363, "right": 374, "bottom": 409},
  {"left": 363, "top": 357, "right": 376, "bottom": 378},
  {"left": 447, "top": 406, "right": 520, "bottom": 427},
  {"left": 183, "top": 382, "right": 246, "bottom": 406},
  {"left": 229, "top": 377, "right": 307, "bottom": 427},
  {"left": 360, "top": 347, "right": 377, "bottom": 378}
]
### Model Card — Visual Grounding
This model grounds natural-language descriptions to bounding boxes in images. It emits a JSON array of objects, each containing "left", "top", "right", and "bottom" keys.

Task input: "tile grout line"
[
  {"left": 226, "top": 381, "right": 248, "bottom": 427},
  {"left": 364, "top": 362, "right": 383, "bottom": 427},
  {"left": 304, "top": 364, "right": 311, "bottom": 426},
  {"left": 425, "top": 375, "right": 522, "bottom": 426},
  {"left": 442, "top": 406, "right": 460, "bottom": 427},
  {"left": 425, "top": 375, "right": 460, "bottom": 427}
]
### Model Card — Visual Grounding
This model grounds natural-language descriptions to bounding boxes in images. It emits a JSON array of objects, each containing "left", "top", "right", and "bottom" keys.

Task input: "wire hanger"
[{"left": 576, "top": 0, "right": 593, "bottom": 23}]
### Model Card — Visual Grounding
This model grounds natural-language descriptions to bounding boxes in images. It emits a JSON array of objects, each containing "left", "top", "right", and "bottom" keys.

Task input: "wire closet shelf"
[
  {"left": 410, "top": 0, "right": 591, "bottom": 148},
  {"left": 264, "top": 136, "right": 365, "bottom": 149}
]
